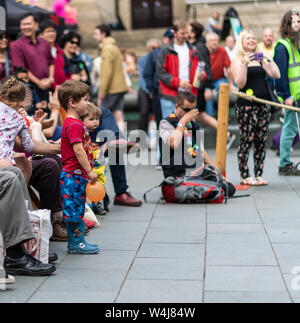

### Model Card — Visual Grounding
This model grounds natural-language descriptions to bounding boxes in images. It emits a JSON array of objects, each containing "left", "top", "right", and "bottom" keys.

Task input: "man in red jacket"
[{"left": 156, "top": 19, "right": 206, "bottom": 119}]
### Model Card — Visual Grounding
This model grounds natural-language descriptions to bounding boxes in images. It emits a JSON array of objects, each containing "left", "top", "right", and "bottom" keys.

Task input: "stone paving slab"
[
  {"left": 1, "top": 149, "right": 300, "bottom": 303},
  {"left": 127, "top": 257, "right": 204, "bottom": 281},
  {"left": 205, "top": 266, "right": 288, "bottom": 292},
  {"left": 204, "top": 291, "right": 291, "bottom": 303},
  {"left": 117, "top": 280, "right": 203, "bottom": 303},
  {"left": 137, "top": 243, "right": 205, "bottom": 259}
]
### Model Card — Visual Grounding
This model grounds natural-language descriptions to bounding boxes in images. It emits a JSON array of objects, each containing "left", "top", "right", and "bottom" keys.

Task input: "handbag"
[{"left": 24, "top": 210, "right": 52, "bottom": 264}]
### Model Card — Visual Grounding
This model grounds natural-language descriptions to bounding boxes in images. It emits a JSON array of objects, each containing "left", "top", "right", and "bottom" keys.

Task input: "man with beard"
[{"left": 274, "top": 10, "right": 300, "bottom": 175}]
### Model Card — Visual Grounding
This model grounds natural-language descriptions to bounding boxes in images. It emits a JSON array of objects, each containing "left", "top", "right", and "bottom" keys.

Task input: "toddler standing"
[
  {"left": 81, "top": 103, "right": 108, "bottom": 215},
  {"left": 58, "top": 80, "right": 99, "bottom": 255}
]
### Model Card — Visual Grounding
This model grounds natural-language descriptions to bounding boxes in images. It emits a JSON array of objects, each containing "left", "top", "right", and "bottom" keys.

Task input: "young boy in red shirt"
[{"left": 58, "top": 80, "right": 99, "bottom": 254}]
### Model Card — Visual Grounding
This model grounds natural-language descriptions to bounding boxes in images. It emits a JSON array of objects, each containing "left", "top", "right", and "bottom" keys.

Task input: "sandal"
[
  {"left": 240, "top": 177, "right": 257, "bottom": 186},
  {"left": 255, "top": 177, "right": 268, "bottom": 186}
]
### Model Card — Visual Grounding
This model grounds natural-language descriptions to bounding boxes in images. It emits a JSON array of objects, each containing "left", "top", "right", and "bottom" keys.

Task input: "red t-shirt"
[
  {"left": 61, "top": 117, "right": 93, "bottom": 178},
  {"left": 210, "top": 47, "right": 231, "bottom": 81}
]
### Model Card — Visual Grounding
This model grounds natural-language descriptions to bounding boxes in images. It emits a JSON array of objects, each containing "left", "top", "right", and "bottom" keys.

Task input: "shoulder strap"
[{"left": 143, "top": 183, "right": 163, "bottom": 203}]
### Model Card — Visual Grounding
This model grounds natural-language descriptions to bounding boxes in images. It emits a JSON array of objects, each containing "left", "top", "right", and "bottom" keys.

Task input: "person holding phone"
[{"left": 231, "top": 30, "right": 280, "bottom": 186}]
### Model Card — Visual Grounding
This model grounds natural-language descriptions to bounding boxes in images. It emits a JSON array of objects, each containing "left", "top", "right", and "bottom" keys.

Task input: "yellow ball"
[{"left": 246, "top": 89, "right": 254, "bottom": 96}]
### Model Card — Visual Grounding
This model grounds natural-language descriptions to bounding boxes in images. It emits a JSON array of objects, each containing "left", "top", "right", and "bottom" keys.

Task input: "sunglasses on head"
[{"left": 70, "top": 40, "right": 79, "bottom": 45}]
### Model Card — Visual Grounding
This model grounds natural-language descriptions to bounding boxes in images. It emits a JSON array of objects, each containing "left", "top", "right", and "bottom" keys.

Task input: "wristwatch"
[{"left": 178, "top": 123, "right": 185, "bottom": 129}]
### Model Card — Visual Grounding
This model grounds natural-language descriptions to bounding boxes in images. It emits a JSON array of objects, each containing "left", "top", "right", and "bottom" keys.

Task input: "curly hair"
[{"left": 0, "top": 76, "right": 26, "bottom": 104}]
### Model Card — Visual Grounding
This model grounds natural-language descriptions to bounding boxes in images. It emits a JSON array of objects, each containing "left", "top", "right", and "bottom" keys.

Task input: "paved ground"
[{"left": 1, "top": 148, "right": 300, "bottom": 303}]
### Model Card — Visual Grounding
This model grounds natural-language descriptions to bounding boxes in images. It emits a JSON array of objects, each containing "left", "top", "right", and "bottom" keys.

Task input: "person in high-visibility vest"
[{"left": 274, "top": 10, "right": 300, "bottom": 176}]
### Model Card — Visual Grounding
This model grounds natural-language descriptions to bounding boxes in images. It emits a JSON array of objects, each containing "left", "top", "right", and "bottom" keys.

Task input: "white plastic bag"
[
  {"left": 24, "top": 210, "right": 52, "bottom": 264},
  {"left": 84, "top": 204, "right": 101, "bottom": 227}
]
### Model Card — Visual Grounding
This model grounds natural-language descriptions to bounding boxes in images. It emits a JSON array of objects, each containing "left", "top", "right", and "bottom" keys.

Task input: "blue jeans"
[
  {"left": 280, "top": 110, "right": 300, "bottom": 167},
  {"left": 206, "top": 78, "right": 229, "bottom": 116},
  {"left": 160, "top": 98, "right": 175, "bottom": 119},
  {"left": 51, "top": 126, "right": 62, "bottom": 141},
  {"left": 90, "top": 108, "right": 128, "bottom": 196}
]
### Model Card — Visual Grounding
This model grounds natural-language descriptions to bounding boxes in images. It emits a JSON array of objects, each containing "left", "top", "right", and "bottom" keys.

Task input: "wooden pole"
[{"left": 216, "top": 83, "right": 230, "bottom": 177}]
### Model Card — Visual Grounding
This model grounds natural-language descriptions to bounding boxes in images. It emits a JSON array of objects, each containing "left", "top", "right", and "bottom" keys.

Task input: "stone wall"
[
  {"left": 71, "top": 0, "right": 300, "bottom": 55},
  {"left": 187, "top": 0, "right": 300, "bottom": 40}
]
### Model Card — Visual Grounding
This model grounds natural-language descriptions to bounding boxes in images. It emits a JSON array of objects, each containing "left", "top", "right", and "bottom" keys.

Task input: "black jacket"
[{"left": 192, "top": 38, "right": 213, "bottom": 90}]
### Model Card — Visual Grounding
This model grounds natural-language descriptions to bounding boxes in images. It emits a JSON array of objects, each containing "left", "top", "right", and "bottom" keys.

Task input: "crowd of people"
[{"left": 0, "top": 4, "right": 300, "bottom": 289}]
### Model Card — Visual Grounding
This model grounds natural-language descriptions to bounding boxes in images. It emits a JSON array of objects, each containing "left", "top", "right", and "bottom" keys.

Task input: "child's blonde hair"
[
  {"left": 235, "top": 30, "right": 260, "bottom": 64},
  {"left": 81, "top": 102, "right": 102, "bottom": 120},
  {"left": 0, "top": 76, "right": 26, "bottom": 104}
]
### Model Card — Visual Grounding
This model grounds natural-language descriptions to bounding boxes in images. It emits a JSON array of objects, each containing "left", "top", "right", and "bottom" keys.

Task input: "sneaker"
[
  {"left": 0, "top": 272, "right": 15, "bottom": 286},
  {"left": 227, "top": 133, "right": 236, "bottom": 150},
  {"left": 279, "top": 163, "right": 300, "bottom": 176},
  {"left": 92, "top": 202, "right": 107, "bottom": 216}
]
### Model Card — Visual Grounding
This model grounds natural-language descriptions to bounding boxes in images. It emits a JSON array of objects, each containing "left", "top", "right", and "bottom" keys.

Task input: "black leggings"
[{"left": 236, "top": 105, "right": 271, "bottom": 179}]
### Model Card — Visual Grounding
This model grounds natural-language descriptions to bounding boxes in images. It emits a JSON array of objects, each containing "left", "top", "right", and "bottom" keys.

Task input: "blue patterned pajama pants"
[{"left": 60, "top": 171, "right": 88, "bottom": 223}]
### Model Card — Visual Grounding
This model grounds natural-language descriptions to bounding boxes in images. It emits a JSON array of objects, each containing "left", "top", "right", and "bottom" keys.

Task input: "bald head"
[
  {"left": 262, "top": 28, "right": 274, "bottom": 48},
  {"left": 206, "top": 32, "right": 220, "bottom": 53},
  {"left": 225, "top": 35, "right": 235, "bottom": 50},
  {"left": 212, "top": 11, "right": 220, "bottom": 20}
]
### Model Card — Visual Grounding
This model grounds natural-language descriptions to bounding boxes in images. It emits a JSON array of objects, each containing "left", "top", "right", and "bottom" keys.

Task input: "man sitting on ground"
[{"left": 159, "top": 91, "right": 235, "bottom": 200}]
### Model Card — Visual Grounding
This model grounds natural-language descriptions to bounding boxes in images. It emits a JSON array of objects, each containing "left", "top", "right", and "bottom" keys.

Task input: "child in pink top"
[{"left": 0, "top": 76, "right": 34, "bottom": 167}]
